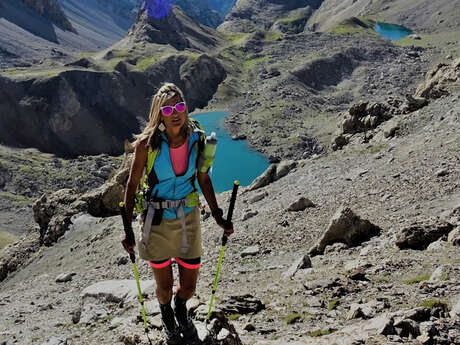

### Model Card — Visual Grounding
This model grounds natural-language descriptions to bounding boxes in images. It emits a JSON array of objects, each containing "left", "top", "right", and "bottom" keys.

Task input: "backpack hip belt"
[{"left": 142, "top": 197, "right": 191, "bottom": 254}]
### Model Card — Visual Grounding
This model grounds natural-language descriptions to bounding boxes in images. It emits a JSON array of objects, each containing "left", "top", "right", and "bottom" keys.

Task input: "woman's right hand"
[{"left": 121, "top": 233, "right": 136, "bottom": 254}]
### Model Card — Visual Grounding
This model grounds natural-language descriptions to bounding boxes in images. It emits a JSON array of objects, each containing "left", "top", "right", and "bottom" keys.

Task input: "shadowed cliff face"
[
  {"left": 0, "top": 54, "right": 226, "bottom": 157},
  {"left": 19, "top": 0, "right": 74, "bottom": 31}
]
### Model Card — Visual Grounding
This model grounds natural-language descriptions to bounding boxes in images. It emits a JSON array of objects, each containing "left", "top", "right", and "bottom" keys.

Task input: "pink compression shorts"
[{"left": 149, "top": 257, "right": 201, "bottom": 270}]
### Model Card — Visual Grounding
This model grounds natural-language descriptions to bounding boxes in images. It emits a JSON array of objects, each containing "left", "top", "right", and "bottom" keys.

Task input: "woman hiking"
[{"left": 121, "top": 83, "right": 233, "bottom": 345}]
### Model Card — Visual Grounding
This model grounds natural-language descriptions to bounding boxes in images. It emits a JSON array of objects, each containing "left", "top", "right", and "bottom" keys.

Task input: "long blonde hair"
[{"left": 134, "top": 83, "right": 189, "bottom": 148}]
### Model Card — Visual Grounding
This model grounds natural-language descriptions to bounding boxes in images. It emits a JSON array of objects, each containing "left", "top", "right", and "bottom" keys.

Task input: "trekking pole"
[
  {"left": 119, "top": 202, "right": 148, "bottom": 333},
  {"left": 206, "top": 181, "right": 239, "bottom": 322}
]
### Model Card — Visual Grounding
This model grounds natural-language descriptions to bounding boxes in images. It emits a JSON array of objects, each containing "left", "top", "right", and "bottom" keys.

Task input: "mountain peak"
[{"left": 127, "top": 6, "right": 221, "bottom": 51}]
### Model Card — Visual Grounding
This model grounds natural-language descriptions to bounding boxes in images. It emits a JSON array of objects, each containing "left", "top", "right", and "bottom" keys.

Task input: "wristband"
[{"left": 211, "top": 208, "right": 223, "bottom": 219}]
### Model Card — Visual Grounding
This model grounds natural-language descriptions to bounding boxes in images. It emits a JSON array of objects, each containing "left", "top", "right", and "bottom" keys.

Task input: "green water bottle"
[{"left": 200, "top": 132, "right": 217, "bottom": 173}]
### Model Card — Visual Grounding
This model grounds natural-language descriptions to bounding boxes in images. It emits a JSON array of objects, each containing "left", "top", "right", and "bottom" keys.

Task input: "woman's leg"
[
  {"left": 176, "top": 264, "right": 199, "bottom": 300},
  {"left": 152, "top": 262, "right": 182, "bottom": 344},
  {"left": 152, "top": 263, "right": 174, "bottom": 304},
  {"left": 174, "top": 261, "right": 201, "bottom": 343}
]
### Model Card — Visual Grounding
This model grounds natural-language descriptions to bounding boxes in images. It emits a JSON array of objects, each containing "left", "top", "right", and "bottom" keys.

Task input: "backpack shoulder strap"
[
  {"left": 189, "top": 118, "right": 205, "bottom": 153},
  {"left": 146, "top": 146, "right": 160, "bottom": 199}
]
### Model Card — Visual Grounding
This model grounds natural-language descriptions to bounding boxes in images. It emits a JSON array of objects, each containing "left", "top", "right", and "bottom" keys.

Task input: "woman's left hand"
[{"left": 214, "top": 213, "right": 234, "bottom": 238}]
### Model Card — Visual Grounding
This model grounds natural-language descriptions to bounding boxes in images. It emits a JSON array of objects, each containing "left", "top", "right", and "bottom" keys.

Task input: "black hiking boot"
[
  {"left": 162, "top": 320, "right": 183, "bottom": 345},
  {"left": 160, "top": 300, "right": 183, "bottom": 345},
  {"left": 174, "top": 295, "right": 202, "bottom": 345}
]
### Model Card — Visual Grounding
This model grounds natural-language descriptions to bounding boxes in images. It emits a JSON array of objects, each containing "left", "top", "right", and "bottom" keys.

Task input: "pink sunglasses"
[{"left": 161, "top": 102, "right": 186, "bottom": 116}]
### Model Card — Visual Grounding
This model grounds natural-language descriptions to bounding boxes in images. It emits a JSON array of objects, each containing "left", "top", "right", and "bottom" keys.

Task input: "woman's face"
[{"left": 161, "top": 94, "right": 187, "bottom": 132}]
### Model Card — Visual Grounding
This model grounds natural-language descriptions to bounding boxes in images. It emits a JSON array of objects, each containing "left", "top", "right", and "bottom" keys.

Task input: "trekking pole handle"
[
  {"left": 222, "top": 181, "right": 239, "bottom": 246},
  {"left": 119, "top": 202, "right": 136, "bottom": 263}
]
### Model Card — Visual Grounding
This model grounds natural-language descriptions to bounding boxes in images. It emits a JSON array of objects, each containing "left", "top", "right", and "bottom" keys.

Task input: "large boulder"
[
  {"left": 309, "top": 207, "right": 381, "bottom": 256},
  {"left": 248, "top": 160, "right": 296, "bottom": 190},
  {"left": 415, "top": 57, "right": 460, "bottom": 99},
  {"left": 395, "top": 221, "right": 454, "bottom": 250}
]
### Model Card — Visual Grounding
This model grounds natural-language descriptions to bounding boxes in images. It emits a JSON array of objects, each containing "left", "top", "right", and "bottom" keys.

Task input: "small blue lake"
[
  {"left": 376, "top": 22, "right": 412, "bottom": 40},
  {"left": 191, "top": 111, "right": 270, "bottom": 193}
]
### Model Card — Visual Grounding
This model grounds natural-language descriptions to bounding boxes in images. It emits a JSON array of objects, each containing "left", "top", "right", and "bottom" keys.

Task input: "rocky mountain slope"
[
  {"left": 0, "top": 59, "right": 459, "bottom": 345},
  {"left": 0, "top": 0, "right": 135, "bottom": 68},
  {"left": 0, "top": 0, "right": 229, "bottom": 69},
  {"left": 218, "top": 0, "right": 324, "bottom": 33},
  {"left": 0, "top": 6, "right": 226, "bottom": 157},
  {"left": 307, "top": 0, "right": 460, "bottom": 33}
]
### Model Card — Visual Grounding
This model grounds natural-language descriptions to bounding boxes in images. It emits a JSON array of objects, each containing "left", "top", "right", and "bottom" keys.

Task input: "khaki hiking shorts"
[{"left": 138, "top": 207, "right": 202, "bottom": 262}]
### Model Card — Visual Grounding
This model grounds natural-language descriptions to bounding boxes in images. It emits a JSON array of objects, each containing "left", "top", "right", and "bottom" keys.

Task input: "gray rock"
[
  {"left": 408, "top": 34, "right": 421, "bottom": 40},
  {"left": 415, "top": 57, "right": 460, "bottom": 99},
  {"left": 221, "top": 294, "right": 265, "bottom": 315},
  {"left": 429, "top": 265, "right": 449, "bottom": 282},
  {"left": 448, "top": 226, "right": 460, "bottom": 246},
  {"left": 436, "top": 168, "right": 449, "bottom": 177},
  {"left": 324, "top": 242, "right": 348, "bottom": 253},
  {"left": 274, "top": 160, "right": 297, "bottom": 181},
  {"left": 303, "top": 279, "right": 335, "bottom": 290},
  {"left": 241, "top": 210, "right": 258, "bottom": 221},
  {"left": 248, "top": 165, "right": 277, "bottom": 190},
  {"left": 347, "top": 303, "right": 375, "bottom": 320},
  {"left": 417, "top": 321, "right": 437, "bottom": 344},
  {"left": 395, "top": 221, "right": 454, "bottom": 250},
  {"left": 287, "top": 197, "right": 315, "bottom": 211},
  {"left": 81, "top": 279, "right": 156, "bottom": 303},
  {"left": 241, "top": 246, "right": 260, "bottom": 257},
  {"left": 344, "top": 259, "right": 370, "bottom": 272},
  {"left": 450, "top": 296, "right": 460, "bottom": 318},
  {"left": 282, "top": 255, "right": 312, "bottom": 280},
  {"left": 405, "top": 94, "right": 428, "bottom": 112},
  {"left": 309, "top": 207, "right": 381, "bottom": 255},
  {"left": 41, "top": 337, "right": 68, "bottom": 345},
  {"left": 394, "top": 318, "right": 420, "bottom": 338},
  {"left": 382, "top": 119, "right": 400, "bottom": 138},
  {"left": 427, "top": 239, "right": 447, "bottom": 250},
  {"left": 79, "top": 302, "right": 109, "bottom": 324},
  {"left": 249, "top": 192, "right": 268, "bottom": 204},
  {"left": 55, "top": 272, "right": 75, "bottom": 283},
  {"left": 248, "top": 161, "right": 297, "bottom": 190},
  {"left": 366, "top": 314, "right": 396, "bottom": 335}
]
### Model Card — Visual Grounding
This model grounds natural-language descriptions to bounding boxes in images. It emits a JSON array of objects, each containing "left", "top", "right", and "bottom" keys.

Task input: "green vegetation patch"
[
  {"left": 244, "top": 56, "right": 269, "bottom": 68},
  {"left": 328, "top": 298, "right": 341, "bottom": 311},
  {"left": 228, "top": 313, "right": 241, "bottom": 321},
  {"left": 310, "top": 329, "right": 333, "bottom": 337},
  {"left": 328, "top": 17, "right": 376, "bottom": 35},
  {"left": 0, "top": 191, "right": 32, "bottom": 208},
  {"left": 285, "top": 313, "right": 302, "bottom": 324},
  {"left": 223, "top": 32, "right": 250, "bottom": 46},
  {"left": 277, "top": 12, "right": 305, "bottom": 24},
  {"left": 420, "top": 298, "right": 449, "bottom": 310},
  {"left": 404, "top": 274, "right": 430, "bottom": 285},
  {"left": 358, "top": 143, "right": 388, "bottom": 155},
  {"left": 265, "top": 31, "right": 284, "bottom": 42},
  {"left": 0, "top": 231, "right": 17, "bottom": 253}
]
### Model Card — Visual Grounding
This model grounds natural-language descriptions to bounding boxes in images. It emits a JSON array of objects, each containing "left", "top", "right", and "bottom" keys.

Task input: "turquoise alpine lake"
[
  {"left": 376, "top": 22, "right": 412, "bottom": 40},
  {"left": 191, "top": 111, "right": 270, "bottom": 193}
]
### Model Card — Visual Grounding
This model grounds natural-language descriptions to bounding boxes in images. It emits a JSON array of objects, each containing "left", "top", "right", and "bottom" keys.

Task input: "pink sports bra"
[{"left": 169, "top": 139, "right": 189, "bottom": 176}]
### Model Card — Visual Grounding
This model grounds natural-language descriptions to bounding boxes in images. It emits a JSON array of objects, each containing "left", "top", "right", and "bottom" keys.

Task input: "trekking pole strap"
[{"left": 120, "top": 203, "right": 136, "bottom": 263}]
